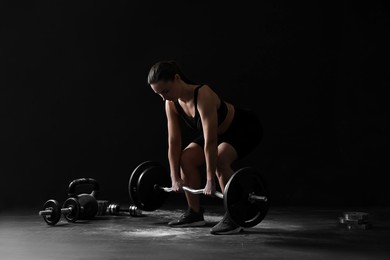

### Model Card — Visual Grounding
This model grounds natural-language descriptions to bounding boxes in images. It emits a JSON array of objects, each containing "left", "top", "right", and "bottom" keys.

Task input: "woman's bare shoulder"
[
  {"left": 165, "top": 100, "right": 179, "bottom": 115},
  {"left": 197, "top": 84, "right": 220, "bottom": 108}
]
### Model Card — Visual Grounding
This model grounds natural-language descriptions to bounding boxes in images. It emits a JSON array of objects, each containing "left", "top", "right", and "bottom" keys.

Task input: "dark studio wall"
[{"left": 1, "top": 1, "right": 389, "bottom": 211}]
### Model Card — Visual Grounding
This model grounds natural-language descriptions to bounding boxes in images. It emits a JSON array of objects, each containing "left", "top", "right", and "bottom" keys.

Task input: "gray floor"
[{"left": 1, "top": 203, "right": 390, "bottom": 260}]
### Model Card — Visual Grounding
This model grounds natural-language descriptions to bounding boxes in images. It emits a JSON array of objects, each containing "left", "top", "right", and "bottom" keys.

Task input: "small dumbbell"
[
  {"left": 39, "top": 198, "right": 80, "bottom": 225},
  {"left": 106, "top": 204, "right": 142, "bottom": 217},
  {"left": 97, "top": 200, "right": 142, "bottom": 216}
]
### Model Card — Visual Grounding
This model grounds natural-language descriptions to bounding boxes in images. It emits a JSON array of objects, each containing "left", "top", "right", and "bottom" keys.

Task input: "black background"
[{"left": 1, "top": 1, "right": 389, "bottom": 210}]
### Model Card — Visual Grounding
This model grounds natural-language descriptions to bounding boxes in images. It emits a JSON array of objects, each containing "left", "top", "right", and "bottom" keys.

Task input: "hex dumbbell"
[{"left": 97, "top": 200, "right": 142, "bottom": 217}]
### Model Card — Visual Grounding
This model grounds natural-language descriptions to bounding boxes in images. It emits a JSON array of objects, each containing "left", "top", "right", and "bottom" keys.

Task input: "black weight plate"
[
  {"left": 224, "top": 167, "right": 270, "bottom": 228},
  {"left": 62, "top": 197, "right": 80, "bottom": 223},
  {"left": 136, "top": 164, "right": 170, "bottom": 211},
  {"left": 42, "top": 199, "right": 61, "bottom": 225},
  {"left": 129, "top": 161, "right": 161, "bottom": 207}
]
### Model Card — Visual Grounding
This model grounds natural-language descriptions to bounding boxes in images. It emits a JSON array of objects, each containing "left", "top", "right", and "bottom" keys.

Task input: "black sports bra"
[{"left": 174, "top": 84, "right": 228, "bottom": 131}]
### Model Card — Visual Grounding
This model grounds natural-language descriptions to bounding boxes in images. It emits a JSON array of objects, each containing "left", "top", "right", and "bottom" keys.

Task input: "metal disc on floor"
[
  {"left": 128, "top": 161, "right": 171, "bottom": 211},
  {"left": 62, "top": 197, "right": 80, "bottom": 223},
  {"left": 224, "top": 167, "right": 270, "bottom": 228},
  {"left": 129, "top": 161, "right": 162, "bottom": 208},
  {"left": 136, "top": 163, "right": 170, "bottom": 211},
  {"left": 42, "top": 199, "right": 61, "bottom": 225}
]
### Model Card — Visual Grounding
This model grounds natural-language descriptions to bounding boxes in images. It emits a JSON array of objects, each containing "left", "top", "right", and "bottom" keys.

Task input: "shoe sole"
[
  {"left": 168, "top": 220, "right": 206, "bottom": 228},
  {"left": 210, "top": 227, "right": 244, "bottom": 235}
]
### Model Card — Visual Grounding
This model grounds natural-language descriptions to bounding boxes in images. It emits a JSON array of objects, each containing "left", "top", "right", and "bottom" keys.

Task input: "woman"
[{"left": 147, "top": 60, "right": 263, "bottom": 235}]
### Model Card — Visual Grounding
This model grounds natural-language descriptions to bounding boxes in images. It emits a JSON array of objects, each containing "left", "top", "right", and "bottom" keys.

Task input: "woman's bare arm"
[
  {"left": 196, "top": 86, "right": 219, "bottom": 194},
  {"left": 165, "top": 101, "right": 182, "bottom": 181}
]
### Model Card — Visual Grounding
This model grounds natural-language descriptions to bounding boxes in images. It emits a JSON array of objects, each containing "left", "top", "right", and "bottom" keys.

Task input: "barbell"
[{"left": 128, "top": 160, "right": 270, "bottom": 228}]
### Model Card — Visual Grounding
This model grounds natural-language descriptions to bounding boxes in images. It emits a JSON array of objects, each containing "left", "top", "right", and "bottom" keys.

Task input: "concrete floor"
[{"left": 1, "top": 202, "right": 390, "bottom": 260}]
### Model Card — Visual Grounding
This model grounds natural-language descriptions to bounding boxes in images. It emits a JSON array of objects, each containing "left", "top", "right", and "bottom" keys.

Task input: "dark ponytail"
[{"left": 147, "top": 60, "right": 197, "bottom": 85}]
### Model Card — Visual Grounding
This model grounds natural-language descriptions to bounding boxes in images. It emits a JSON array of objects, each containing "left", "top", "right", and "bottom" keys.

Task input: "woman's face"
[{"left": 150, "top": 78, "right": 178, "bottom": 101}]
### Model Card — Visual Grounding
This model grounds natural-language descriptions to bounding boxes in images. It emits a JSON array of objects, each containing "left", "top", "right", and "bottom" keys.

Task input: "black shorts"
[{"left": 192, "top": 106, "right": 263, "bottom": 160}]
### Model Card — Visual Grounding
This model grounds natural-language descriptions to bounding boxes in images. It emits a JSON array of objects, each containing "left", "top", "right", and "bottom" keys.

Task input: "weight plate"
[
  {"left": 129, "top": 205, "right": 142, "bottom": 217},
  {"left": 136, "top": 164, "right": 170, "bottom": 211},
  {"left": 62, "top": 197, "right": 80, "bottom": 223},
  {"left": 129, "top": 161, "right": 161, "bottom": 207},
  {"left": 42, "top": 199, "right": 61, "bottom": 226},
  {"left": 224, "top": 167, "right": 270, "bottom": 228}
]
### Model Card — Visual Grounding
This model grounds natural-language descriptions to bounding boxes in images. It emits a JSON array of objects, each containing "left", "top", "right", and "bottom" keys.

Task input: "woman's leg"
[
  {"left": 180, "top": 142, "right": 205, "bottom": 212},
  {"left": 210, "top": 142, "right": 243, "bottom": 234},
  {"left": 215, "top": 142, "right": 238, "bottom": 192}
]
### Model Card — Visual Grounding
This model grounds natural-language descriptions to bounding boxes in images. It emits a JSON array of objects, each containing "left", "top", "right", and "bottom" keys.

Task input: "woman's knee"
[
  {"left": 215, "top": 144, "right": 237, "bottom": 179},
  {"left": 180, "top": 144, "right": 204, "bottom": 172},
  {"left": 180, "top": 152, "right": 196, "bottom": 170}
]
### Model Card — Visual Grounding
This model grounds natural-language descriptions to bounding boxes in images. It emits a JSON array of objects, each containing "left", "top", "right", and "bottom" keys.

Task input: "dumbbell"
[
  {"left": 129, "top": 161, "right": 270, "bottom": 228},
  {"left": 39, "top": 178, "right": 100, "bottom": 225},
  {"left": 107, "top": 203, "right": 142, "bottom": 216},
  {"left": 38, "top": 198, "right": 80, "bottom": 225},
  {"left": 97, "top": 200, "right": 142, "bottom": 216}
]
